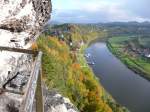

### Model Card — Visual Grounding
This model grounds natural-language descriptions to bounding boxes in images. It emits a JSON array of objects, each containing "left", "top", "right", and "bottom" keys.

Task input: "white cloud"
[{"left": 51, "top": 0, "right": 150, "bottom": 23}]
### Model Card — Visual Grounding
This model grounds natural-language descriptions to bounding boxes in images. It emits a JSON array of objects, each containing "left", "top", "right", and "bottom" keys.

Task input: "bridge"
[{"left": 0, "top": 46, "right": 44, "bottom": 112}]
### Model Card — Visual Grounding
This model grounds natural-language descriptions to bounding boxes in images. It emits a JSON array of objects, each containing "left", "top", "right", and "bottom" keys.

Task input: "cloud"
[
  {"left": 51, "top": 0, "right": 150, "bottom": 23},
  {"left": 124, "top": 0, "right": 150, "bottom": 19}
]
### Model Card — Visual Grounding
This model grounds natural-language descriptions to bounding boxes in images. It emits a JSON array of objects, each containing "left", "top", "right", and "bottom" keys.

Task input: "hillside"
[
  {"left": 36, "top": 24, "right": 129, "bottom": 112},
  {"left": 96, "top": 22, "right": 150, "bottom": 36}
]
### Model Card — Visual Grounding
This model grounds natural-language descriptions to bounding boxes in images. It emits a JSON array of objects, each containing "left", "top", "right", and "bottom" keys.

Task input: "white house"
[{"left": 145, "top": 54, "right": 150, "bottom": 58}]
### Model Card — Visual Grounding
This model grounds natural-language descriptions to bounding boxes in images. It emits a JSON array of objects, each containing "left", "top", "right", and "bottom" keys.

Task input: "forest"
[{"left": 33, "top": 24, "right": 129, "bottom": 112}]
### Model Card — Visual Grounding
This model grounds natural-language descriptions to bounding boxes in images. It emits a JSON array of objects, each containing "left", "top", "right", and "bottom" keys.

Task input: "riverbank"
[
  {"left": 36, "top": 24, "right": 130, "bottom": 112},
  {"left": 107, "top": 36, "right": 150, "bottom": 81},
  {"left": 86, "top": 42, "right": 150, "bottom": 112},
  {"left": 79, "top": 43, "right": 130, "bottom": 112}
]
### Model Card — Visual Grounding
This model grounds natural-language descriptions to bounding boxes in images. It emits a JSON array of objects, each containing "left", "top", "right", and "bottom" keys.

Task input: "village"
[{"left": 124, "top": 39, "right": 150, "bottom": 60}]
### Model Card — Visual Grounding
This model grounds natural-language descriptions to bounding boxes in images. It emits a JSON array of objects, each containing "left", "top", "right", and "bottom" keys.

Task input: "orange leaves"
[
  {"left": 37, "top": 34, "right": 114, "bottom": 112},
  {"left": 31, "top": 42, "right": 38, "bottom": 50},
  {"left": 70, "top": 52, "right": 77, "bottom": 63},
  {"left": 60, "top": 52, "right": 69, "bottom": 62},
  {"left": 86, "top": 91, "right": 113, "bottom": 112},
  {"left": 79, "top": 73, "right": 84, "bottom": 82},
  {"left": 72, "top": 63, "right": 81, "bottom": 70},
  {"left": 48, "top": 37, "right": 62, "bottom": 48},
  {"left": 59, "top": 40, "right": 66, "bottom": 45},
  {"left": 88, "top": 91, "right": 98, "bottom": 101}
]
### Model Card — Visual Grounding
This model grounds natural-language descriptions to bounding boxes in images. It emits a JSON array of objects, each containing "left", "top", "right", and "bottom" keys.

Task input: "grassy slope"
[
  {"left": 36, "top": 24, "right": 129, "bottom": 112},
  {"left": 108, "top": 36, "right": 150, "bottom": 80}
]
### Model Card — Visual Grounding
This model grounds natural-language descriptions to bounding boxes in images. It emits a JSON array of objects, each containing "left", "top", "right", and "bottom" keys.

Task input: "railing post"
[
  {"left": 35, "top": 68, "right": 44, "bottom": 112},
  {"left": 19, "top": 51, "right": 43, "bottom": 112}
]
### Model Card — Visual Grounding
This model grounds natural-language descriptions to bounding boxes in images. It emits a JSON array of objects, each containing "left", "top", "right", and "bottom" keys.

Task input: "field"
[
  {"left": 108, "top": 36, "right": 150, "bottom": 80},
  {"left": 139, "top": 37, "right": 150, "bottom": 48}
]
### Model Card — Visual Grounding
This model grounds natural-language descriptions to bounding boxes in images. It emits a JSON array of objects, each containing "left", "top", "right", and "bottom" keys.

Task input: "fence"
[{"left": 0, "top": 46, "right": 44, "bottom": 112}]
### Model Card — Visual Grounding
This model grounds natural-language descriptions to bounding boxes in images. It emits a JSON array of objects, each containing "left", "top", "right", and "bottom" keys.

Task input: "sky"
[{"left": 51, "top": 0, "right": 150, "bottom": 23}]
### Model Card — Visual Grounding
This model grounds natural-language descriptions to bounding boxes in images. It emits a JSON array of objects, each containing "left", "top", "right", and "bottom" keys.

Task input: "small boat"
[
  {"left": 87, "top": 62, "right": 95, "bottom": 65},
  {"left": 85, "top": 53, "right": 91, "bottom": 58}
]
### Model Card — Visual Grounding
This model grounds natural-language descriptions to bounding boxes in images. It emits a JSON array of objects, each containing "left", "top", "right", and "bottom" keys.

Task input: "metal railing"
[{"left": 0, "top": 46, "right": 44, "bottom": 112}]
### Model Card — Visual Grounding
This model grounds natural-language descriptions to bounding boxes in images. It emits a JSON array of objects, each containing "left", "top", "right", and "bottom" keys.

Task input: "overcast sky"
[{"left": 51, "top": 0, "right": 150, "bottom": 23}]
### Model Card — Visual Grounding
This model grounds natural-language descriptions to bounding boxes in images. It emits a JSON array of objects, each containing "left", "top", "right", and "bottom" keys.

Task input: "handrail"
[
  {"left": 20, "top": 51, "right": 43, "bottom": 112},
  {"left": 0, "top": 46, "right": 38, "bottom": 55},
  {"left": 0, "top": 46, "right": 44, "bottom": 112}
]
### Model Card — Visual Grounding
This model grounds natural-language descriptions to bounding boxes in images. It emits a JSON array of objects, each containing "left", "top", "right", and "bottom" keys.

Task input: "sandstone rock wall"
[
  {"left": 0, "top": 1, "right": 79, "bottom": 112},
  {"left": 0, "top": 0, "right": 52, "bottom": 87},
  {"left": 0, "top": 0, "right": 51, "bottom": 111}
]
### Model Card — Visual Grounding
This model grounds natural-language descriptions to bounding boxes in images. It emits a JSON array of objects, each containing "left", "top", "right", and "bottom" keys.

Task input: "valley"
[
  {"left": 39, "top": 22, "right": 150, "bottom": 112},
  {"left": 108, "top": 36, "right": 150, "bottom": 80}
]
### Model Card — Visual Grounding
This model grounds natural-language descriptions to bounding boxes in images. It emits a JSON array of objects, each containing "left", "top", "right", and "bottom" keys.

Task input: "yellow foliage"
[
  {"left": 37, "top": 26, "right": 126, "bottom": 112},
  {"left": 79, "top": 73, "right": 84, "bottom": 81},
  {"left": 60, "top": 52, "right": 69, "bottom": 62},
  {"left": 72, "top": 63, "right": 81, "bottom": 70},
  {"left": 31, "top": 42, "right": 38, "bottom": 50}
]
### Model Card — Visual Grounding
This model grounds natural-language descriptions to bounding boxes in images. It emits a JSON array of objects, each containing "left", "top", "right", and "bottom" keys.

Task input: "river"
[{"left": 85, "top": 42, "right": 150, "bottom": 112}]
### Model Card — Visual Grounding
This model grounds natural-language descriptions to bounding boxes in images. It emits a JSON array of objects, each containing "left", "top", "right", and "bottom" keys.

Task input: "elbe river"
[{"left": 86, "top": 42, "right": 150, "bottom": 112}]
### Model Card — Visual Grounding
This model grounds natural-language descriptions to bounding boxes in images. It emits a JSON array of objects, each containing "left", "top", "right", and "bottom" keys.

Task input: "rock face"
[
  {"left": 0, "top": 0, "right": 52, "bottom": 87},
  {"left": 43, "top": 88, "right": 79, "bottom": 112},
  {"left": 0, "top": 1, "right": 79, "bottom": 112},
  {"left": 0, "top": 0, "right": 51, "bottom": 111}
]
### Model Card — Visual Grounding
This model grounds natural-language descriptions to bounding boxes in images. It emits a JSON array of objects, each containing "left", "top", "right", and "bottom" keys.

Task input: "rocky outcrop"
[
  {"left": 0, "top": 1, "right": 79, "bottom": 112},
  {"left": 0, "top": 0, "right": 52, "bottom": 87},
  {"left": 0, "top": 0, "right": 51, "bottom": 111},
  {"left": 43, "top": 89, "right": 79, "bottom": 112}
]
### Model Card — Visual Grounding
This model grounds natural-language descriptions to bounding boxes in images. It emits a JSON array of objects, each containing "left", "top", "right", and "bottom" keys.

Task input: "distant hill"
[{"left": 95, "top": 22, "right": 150, "bottom": 36}]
